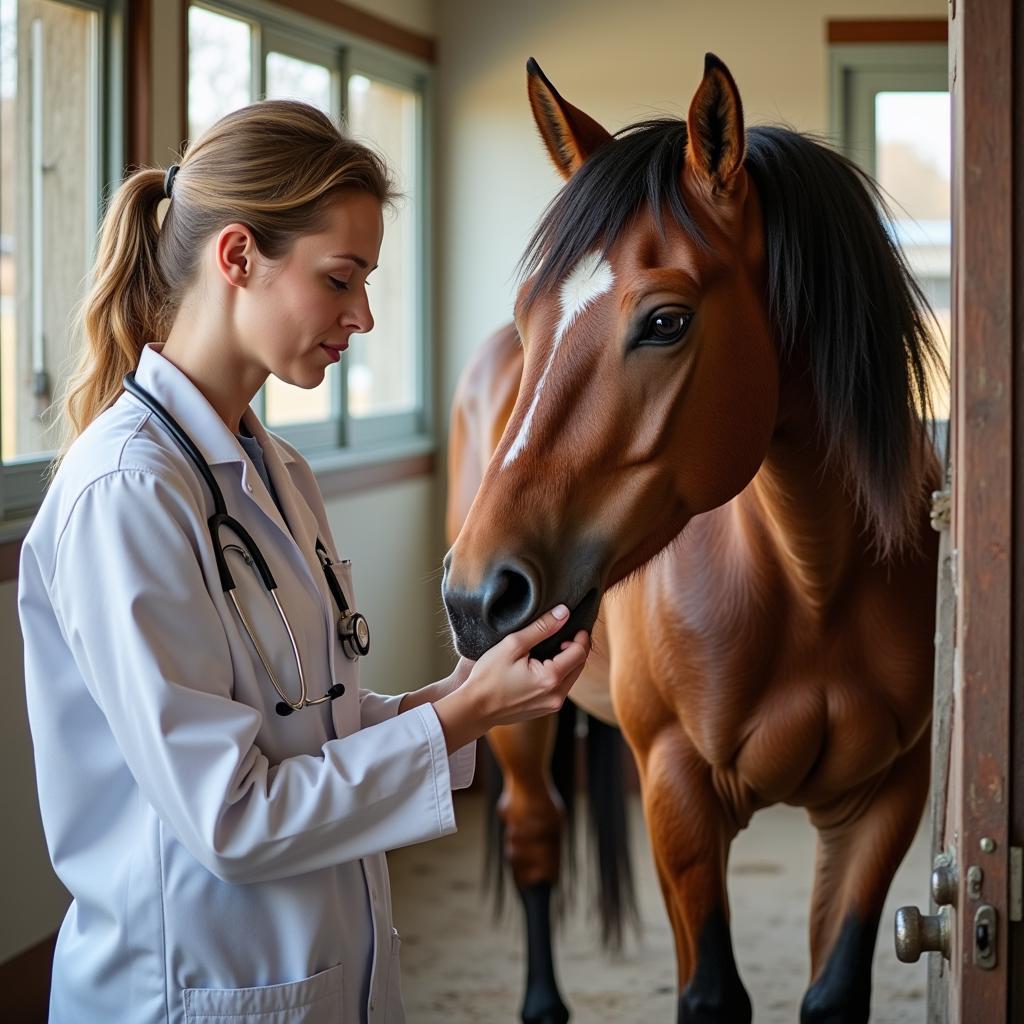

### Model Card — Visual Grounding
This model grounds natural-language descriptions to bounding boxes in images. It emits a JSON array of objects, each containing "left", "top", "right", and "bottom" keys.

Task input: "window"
[
  {"left": 830, "top": 43, "right": 950, "bottom": 421},
  {"left": 0, "top": 0, "right": 124, "bottom": 521},
  {"left": 186, "top": 1, "right": 433, "bottom": 461}
]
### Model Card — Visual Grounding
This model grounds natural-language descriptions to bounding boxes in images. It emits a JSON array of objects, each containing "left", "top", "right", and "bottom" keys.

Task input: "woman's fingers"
[
  {"left": 502, "top": 604, "right": 570, "bottom": 658},
  {"left": 549, "top": 631, "right": 589, "bottom": 675}
]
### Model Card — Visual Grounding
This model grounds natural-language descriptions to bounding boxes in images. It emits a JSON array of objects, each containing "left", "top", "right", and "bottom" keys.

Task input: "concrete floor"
[{"left": 390, "top": 793, "right": 931, "bottom": 1023}]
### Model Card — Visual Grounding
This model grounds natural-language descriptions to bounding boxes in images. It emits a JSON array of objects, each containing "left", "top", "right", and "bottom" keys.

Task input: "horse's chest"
[{"left": 607, "top": 570, "right": 928, "bottom": 808}]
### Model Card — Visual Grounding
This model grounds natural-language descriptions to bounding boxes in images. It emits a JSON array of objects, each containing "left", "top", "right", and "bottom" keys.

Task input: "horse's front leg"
[
  {"left": 801, "top": 727, "right": 930, "bottom": 1023},
  {"left": 634, "top": 725, "right": 752, "bottom": 1024},
  {"left": 488, "top": 716, "right": 570, "bottom": 1024}
]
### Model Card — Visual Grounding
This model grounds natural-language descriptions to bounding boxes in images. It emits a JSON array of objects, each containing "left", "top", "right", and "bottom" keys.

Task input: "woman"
[{"left": 17, "top": 99, "right": 590, "bottom": 1024}]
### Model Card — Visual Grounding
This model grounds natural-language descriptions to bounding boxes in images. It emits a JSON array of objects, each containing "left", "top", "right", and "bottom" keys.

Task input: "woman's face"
[{"left": 236, "top": 190, "right": 385, "bottom": 389}]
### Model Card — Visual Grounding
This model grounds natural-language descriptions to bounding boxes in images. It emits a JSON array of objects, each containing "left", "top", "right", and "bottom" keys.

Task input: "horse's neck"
[{"left": 744, "top": 394, "right": 863, "bottom": 614}]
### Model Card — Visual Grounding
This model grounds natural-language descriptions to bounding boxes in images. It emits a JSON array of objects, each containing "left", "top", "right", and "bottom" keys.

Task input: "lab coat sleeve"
[
  {"left": 447, "top": 740, "right": 477, "bottom": 791},
  {"left": 358, "top": 689, "right": 404, "bottom": 727},
  {"left": 50, "top": 469, "right": 461, "bottom": 885},
  {"left": 359, "top": 689, "right": 475, "bottom": 789}
]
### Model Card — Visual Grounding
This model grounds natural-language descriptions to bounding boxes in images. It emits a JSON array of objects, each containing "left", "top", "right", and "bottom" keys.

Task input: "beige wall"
[{"left": 434, "top": 0, "right": 947, "bottom": 418}]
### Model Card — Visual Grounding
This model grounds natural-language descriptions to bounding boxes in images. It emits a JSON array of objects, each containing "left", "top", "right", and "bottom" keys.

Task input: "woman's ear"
[
  {"left": 685, "top": 53, "right": 745, "bottom": 196},
  {"left": 215, "top": 224, "right": 256, "bottom": 287},
  {"left": 527, "top": 57, "right": 614, "bottom": 180}
]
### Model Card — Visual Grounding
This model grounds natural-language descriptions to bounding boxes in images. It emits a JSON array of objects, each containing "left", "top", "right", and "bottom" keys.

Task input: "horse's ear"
[
  {"left": 685, "top": 53, "right": 745, "bottom": 195},
  {"left": 527, "top": 57, "right": 613, "bottom": 180}
]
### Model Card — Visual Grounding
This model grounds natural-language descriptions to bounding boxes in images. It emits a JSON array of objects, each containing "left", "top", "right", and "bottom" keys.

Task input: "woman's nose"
[{"left": 342, "top": 293, "right": 374, "bottom": 335}]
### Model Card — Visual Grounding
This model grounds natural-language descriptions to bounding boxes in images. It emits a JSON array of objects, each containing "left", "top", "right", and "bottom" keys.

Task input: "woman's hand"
[{"left": 432, "top": 605, "right": 591, "bottom": 754}]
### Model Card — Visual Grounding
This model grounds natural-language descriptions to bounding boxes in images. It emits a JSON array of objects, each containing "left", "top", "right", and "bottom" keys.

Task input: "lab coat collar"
[
  {"left": 129, "top": 344, "right": 307, "bottom": 544},
  {"left": 131, "top": 343, "right": 260, "bottom": 468}
]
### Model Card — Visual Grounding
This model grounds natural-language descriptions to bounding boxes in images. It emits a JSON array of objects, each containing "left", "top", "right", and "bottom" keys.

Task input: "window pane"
[
  {"left": 345, "top": 74, "right": 419, "bottom": 419},
  {"left": 875, "top": 91, "right": 951, "bottom": 418},
  {"left": 266, "top": 51, "right": 331, "bottom": 113},
  {"left": 1, "top": 0, "right": 99, "bottom": 462},
  {"left": 262, "top": 50, "right": 335, "bottom": 428},
  {"left": 188, "top": 5, "right": 252, "bottom": 142}
]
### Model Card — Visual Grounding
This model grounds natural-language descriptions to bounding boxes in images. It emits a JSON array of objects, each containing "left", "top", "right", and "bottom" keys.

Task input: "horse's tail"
[
  {"left": 483, "top": 705, "right": 639, "bottom": 951},
  {"left": 584, "top": 713, "right": 639, "bottom": 951}
]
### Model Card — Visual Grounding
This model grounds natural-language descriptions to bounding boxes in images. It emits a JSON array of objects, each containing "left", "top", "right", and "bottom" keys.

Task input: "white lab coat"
[{"left": 18, "top": 343, "right": 475, "bottom": 1024}]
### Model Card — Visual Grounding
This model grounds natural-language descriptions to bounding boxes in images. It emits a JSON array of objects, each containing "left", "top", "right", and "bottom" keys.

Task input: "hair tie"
[{"left": 163, "top": 164, "right": 180, "bottom": 200}]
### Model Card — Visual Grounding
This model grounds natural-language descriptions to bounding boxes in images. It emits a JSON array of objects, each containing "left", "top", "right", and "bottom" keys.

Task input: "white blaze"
[{"left": 502, "top": 251, "right": 615, "bottom": 469}]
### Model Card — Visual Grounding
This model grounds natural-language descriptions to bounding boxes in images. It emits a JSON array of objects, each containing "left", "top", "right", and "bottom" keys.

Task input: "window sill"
[
  {"left": 307, "top": 436, "right": 437, "bottom": 499},
  {"left": 0, "top": 439, "right": 437, "bottom": 582}
]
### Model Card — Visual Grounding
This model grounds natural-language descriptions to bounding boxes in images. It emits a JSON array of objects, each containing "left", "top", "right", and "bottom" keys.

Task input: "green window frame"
[{"left": 186, "top": 0, "right": 435, "bottom": 474}]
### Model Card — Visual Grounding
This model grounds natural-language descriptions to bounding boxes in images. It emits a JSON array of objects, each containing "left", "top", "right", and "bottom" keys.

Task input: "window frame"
[
  {"left": 829, "top": 41, "right": 950, "bottom": 440},
  {"left": 0, "top": 0, "right": 127, "bottom": 530},
  {"left": 187, "top": 0, "right": 435, "bottom": 473},
  {"left": 828, "top": 43, "right": 948, "bottom": 170}
]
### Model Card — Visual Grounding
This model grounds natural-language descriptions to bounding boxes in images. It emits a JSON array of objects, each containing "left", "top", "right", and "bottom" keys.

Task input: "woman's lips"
[{"left": 320, "top": 341, "right": 348, "bottom": 363}]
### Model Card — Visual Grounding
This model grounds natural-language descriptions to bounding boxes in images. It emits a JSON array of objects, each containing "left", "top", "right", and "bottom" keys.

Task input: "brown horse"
[{"left": 444, "top": 54, "right": 942, "bottom": 1024}]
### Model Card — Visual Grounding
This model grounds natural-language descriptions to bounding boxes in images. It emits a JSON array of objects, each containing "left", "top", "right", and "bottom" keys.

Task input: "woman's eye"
[
  {"left": 328, "top": 277, "right": 349, "bottom": 292},
  {"left": 637, "top": 309, "right": 692, "bottom": 347}
]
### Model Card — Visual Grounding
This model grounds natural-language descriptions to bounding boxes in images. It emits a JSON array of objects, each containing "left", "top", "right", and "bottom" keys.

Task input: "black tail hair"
[{"left": 483, "top": 704, "right": 638, "bottom": 950}]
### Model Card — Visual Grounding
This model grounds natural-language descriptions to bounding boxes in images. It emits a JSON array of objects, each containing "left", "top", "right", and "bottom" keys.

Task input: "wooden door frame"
[{"left": 946, "top": 0, "right": 1021, "bottom": 1019}]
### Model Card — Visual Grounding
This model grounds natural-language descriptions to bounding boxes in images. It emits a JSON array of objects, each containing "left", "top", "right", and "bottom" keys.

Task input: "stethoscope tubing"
[{"left": 122, "top": 372, "right": 366, "bottom": 715}]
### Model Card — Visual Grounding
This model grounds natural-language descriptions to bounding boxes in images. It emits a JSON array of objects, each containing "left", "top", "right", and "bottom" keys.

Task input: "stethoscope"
[{"left": 123, "top": 372, "right": 371, "bottom": 716}]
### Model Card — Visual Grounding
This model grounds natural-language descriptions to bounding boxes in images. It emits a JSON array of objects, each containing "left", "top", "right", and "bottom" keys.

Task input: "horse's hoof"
[
  {"left": 523, "top": 1013, "right": 570, "bottom": 1024},
  {"left": 522, "top": 997, "right": 570, "bottom": 1024}
]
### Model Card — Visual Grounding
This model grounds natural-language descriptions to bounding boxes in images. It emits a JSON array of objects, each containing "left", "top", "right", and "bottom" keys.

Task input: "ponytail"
[{"left": 61, "top": 169, "right": 169, "bottom": 450}]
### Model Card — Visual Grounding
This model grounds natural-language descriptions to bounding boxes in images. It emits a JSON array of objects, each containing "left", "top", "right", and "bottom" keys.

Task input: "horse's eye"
[{"left": 638, "top": 309, "right": 692, "bottom": 347}]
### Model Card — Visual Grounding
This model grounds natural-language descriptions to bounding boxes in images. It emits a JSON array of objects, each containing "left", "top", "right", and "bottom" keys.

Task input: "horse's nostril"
[{"left": 482, "top": 562, "right": 538, "bottom": 635}]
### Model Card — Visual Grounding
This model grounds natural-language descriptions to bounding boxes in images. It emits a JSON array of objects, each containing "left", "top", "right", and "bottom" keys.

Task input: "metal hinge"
[
  {"left": 930, "top": 488, "right": 951, "bottom": 531},
  {"left": 1011, "top": 847, "right": 1023, "bottom": 923}
]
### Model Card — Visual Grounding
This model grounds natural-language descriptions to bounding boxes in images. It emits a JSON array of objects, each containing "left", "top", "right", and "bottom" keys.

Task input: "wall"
[{"left": 434, "top": 0, "right": 948, "bottom": 420}]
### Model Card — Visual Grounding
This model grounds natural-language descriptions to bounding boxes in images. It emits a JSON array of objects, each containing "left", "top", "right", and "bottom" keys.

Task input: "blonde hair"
[{"left": 60, "top": 99, "right": 396, "bottom": 451}]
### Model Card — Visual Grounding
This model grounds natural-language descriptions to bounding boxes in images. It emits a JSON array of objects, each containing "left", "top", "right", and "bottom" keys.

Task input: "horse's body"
[{"left": 444, "top": 55, "right": 941, "bottom": 1024}]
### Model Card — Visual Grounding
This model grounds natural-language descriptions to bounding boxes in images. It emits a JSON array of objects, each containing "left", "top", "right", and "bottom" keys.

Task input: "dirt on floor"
[{"left": 389, "top": 794, "right": 930, "bottom": 1023}]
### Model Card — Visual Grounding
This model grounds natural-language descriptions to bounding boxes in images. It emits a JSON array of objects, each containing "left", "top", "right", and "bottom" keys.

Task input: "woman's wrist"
[
  {"left": 433, "top": 683, "right": 488, "bottom": 755},
  {"left": 397, "top": 673, "right": 460, "bottom": 715}
]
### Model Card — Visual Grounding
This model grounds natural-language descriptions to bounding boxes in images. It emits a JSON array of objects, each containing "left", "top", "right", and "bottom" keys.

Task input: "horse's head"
[{"left": 444, "top": 55, "right": 779, "bottom": 659}]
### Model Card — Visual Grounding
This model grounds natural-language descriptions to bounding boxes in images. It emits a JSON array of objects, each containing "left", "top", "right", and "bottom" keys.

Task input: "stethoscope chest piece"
[{"left": 338, "top": 611, "right": 371, "bottom": 660}]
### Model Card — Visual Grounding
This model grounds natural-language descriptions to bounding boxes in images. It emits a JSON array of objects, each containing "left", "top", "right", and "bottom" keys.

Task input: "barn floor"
[{"left": 389, "top": 793, "right": 930, "bottom": 1023}]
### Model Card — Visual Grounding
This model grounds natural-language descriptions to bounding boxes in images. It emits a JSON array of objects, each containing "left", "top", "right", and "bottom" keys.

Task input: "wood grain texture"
[
  {"left": 948, "top": 0, "right": 1014, "bottom": 1017},
  {"left": 127, "top": 0, "right": 151, "bottom": 167},
  {"left": 827, "top": 19, "right": 948, "bottom": 43},
  {"left": 271, "top": 0, "right": 435, "bottom": 62}
]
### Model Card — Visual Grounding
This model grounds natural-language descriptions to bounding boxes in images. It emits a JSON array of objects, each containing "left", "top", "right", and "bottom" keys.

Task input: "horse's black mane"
[{"left": 518, "top": 119, "right": 943, "bottom": 557}]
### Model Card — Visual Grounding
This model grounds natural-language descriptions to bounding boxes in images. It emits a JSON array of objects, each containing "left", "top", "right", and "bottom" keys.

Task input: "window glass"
[
  {"left": 187, "top": 6, "right": 252, "bottom": 142},
  {"left": 1, "top": 0, "right": 100, "bottom": 462},
  {"left": 345, "top": 73, "right": 419, "bottom": 418},
  {"left": 875, "top": 90, "right": 950, "bottom": 418},
  {"left": 262, "top": 50, "right": 335, "bottom": 428}
]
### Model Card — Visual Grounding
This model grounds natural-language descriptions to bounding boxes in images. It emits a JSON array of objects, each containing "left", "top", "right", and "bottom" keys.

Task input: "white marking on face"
[{"left": 502, "top": 251, "right": 614, "bottom": 468}]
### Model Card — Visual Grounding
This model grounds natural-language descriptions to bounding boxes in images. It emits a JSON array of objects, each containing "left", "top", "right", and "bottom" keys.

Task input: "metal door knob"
[{"left": 895, "top": 905, "right": 951, "bottom": 962}]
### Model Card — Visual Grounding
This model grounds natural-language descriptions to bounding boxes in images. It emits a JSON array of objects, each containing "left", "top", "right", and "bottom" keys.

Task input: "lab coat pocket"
[{"left": 182, "top": 962, "right": 344, "bottom": 1024}]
